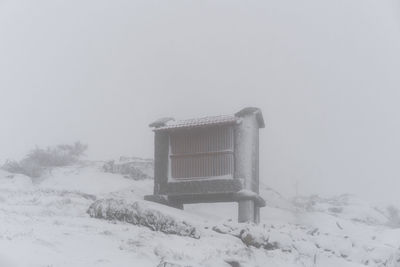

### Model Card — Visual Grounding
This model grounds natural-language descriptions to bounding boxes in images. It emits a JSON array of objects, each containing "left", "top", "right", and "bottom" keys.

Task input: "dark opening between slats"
[{"left": 170, "top": 126, "right": 234, "bottom": 179}]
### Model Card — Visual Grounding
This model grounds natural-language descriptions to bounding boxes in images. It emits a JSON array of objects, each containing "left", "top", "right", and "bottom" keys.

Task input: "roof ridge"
[
  {"left": 154, "top": 114, "right": 238, "bottom": 131},
  {"left": 174, "top": 114, "right": 234, "bottom": 122}
]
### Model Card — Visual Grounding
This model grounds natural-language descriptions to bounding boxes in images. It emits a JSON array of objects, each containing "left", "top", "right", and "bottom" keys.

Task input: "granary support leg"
[
  {"left": 254, "top": 206, "right": 260, "bottom": 224},
  {"left": 238, "top": 200, "right": 255, "bottom": 223}
]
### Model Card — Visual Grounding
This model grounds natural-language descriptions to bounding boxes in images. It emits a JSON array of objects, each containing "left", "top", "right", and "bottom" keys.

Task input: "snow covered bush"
[
  {"left": 2, "top": 159, "right": 44, "bottom": 178},
  {"left": 24, "top": 142, "right": 87, "bottom": 168},
  {"left": 2, "top": 160, "right": 30, "bottom": 176},
  {"left": 1, "top": 142, "right": 87, "bottom": 178},
  {"left": 103, "top": 160, "right": 150, "bottom": 180},
  {"left": 88, "top": 199, "right": 199, "bottom": 238},
  {"left": 102, "top": 157, "right": 153, "bottom": 180}
]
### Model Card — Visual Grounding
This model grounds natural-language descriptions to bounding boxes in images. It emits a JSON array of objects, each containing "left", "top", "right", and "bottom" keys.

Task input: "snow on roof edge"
[{"left": 150, "top": 107, "right": 265, "bottom": 131}]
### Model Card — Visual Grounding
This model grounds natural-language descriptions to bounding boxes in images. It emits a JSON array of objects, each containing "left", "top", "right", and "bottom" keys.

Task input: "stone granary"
[{"left": 145, "top": 107, "right": 266, "bottom": 223}]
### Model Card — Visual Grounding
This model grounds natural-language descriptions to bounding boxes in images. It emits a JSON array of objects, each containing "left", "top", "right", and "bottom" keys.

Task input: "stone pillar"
[
  {"left": 235, "top": 113, "right": 259, "bottom": 223},
  {"left": 150, "top": 131, "right": 183, "bottom": 210},
  {"left": 254, "top": 206, "right": 260, "bottom": 224},
  {"left": 154, "top": 131, "right": 169, "bottom": 195},
  {"left": 238, "top": 200, "right": 255, "bottom": 223}
]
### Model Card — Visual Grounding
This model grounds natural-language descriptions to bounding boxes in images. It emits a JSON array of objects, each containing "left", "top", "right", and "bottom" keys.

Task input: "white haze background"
[{"left": 0, "top": 0, "right": 400, "bottom": 203}]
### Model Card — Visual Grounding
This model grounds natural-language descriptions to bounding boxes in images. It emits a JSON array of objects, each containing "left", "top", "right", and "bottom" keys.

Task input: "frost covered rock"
[
  {"left": 212, "top": 223, "right": 279, "bottom": 250},
  {"left": 157, "top": 261, "right": 190, "bottom": 267},
  {"left": 292, "top": 194, "right": 389, "bottom": 226},
  {"left": 211, "top": 221, "right": 400, "bottom": 267},
  {"left": 88, "top": 199, "right": 199, "bottom": 238}
]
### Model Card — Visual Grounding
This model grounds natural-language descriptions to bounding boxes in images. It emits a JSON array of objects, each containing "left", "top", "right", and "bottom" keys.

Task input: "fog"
[{"left": 1, "top": 0, "right": 400, "bottom": 203}]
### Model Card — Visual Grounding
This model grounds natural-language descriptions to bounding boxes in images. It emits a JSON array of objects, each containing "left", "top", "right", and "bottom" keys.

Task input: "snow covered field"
[{"left": 0, "top": 162, "right": 400, "bottom": 267}]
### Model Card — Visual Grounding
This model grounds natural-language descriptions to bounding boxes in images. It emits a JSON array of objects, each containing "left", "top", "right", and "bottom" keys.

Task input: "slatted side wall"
[{"left": 170, "top": 126, "right": 234, "bottom": 179}]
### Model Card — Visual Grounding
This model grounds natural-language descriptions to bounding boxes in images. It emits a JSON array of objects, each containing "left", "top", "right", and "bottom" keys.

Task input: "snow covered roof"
[
  {"left": 153, "top": 115, "right": 238, "bottom": 131},
  {"left": 150, "top": 107, "right": 265, "bottom": 131}
]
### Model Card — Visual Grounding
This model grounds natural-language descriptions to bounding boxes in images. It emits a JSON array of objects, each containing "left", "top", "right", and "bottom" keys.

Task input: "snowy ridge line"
[{"left": 0, "top": 188, "right": 96, "bottom": 200}]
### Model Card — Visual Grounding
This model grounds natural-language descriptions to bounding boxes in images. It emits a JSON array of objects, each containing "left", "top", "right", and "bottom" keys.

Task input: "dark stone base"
[
  {"left": 145, "top": 191, "right": 265, "bottom": 209},
  {"left": 159, "top": 179, "right": 244, "bottom": 196},
  {"left": 168, "top": 192, "right": 265, "bottom": 207}
]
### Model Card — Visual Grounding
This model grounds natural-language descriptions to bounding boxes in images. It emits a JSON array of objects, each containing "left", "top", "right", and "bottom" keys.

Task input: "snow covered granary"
[{"left": 145, "top": 107, "right": 266, "bottom": 223}]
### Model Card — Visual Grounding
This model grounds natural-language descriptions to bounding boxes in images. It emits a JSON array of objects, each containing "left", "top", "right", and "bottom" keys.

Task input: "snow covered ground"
[{"left": 0, "top": 161, "right": 400, "bottom": 267}]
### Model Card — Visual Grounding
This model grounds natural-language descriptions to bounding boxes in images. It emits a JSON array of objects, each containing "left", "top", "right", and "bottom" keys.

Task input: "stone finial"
[
  {"left": 235, "top": 107, "right": 265, "bottom": 128},
  {"left": 149, "top": 117, "right": 175, "bottom": 128}
]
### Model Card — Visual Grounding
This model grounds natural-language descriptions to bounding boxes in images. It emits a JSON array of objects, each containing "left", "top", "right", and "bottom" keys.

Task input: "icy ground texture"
[{"left": 0, "top": 162, "right": 400, "bottom": 267}]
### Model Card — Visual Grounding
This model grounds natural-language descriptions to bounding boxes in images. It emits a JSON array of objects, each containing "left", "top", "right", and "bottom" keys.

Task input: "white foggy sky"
[{"left": 1, "top": 0, "right": 400, "bottom": 202}]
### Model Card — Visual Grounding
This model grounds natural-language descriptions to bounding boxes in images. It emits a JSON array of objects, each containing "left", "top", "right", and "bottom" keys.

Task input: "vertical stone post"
[
  {"left": 238, "top": 200, "right": 255, "bottom": 223},
  {"left": 153, "top": 131, "right": 183, "bottom": 209},
  {"left": 235, "top": 113, "right": 259, "bottom": 223},
  {"left": 154, "top": 131, "right": 169, "bottom": 195},
  {"left": 254, "top": 206, "right": 260, "bottom": 224}
]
